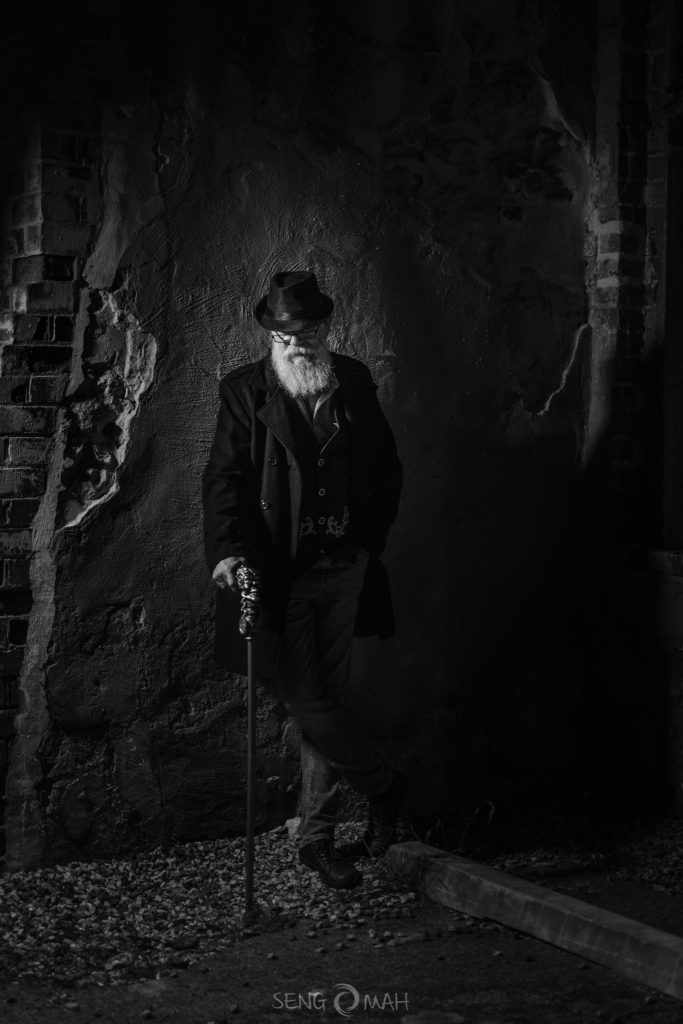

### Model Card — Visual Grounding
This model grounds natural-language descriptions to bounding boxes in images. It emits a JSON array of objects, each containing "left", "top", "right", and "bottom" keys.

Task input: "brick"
[
  {"left": 7, "top": 619, "right": 28, "bottom": 645},
  {"left": 0, "top": 469, "right": 45, "bottom": 499},
  {"left": 1, "top": 559, "right": 30, "bottom": 588},
  {"left": 2, "top": 232, "right": 20, "bottom": 259},
  {"left": 25, "top": 281, "right": 76, "bottom": 313},
  {"left": 0, "top": 406, "right": 57, "bottom": 435},
  {"left": 0, "top": 709, "right": 15, "bottom": 739},
  {"left": 42, "top": 165, "right": 92, "bottom": 196},
  {"left": 12, "top": 255, "right": 74, "bottom": 285},
  {"left": 28, "top": 376, "right": 67, "bottom": 404},
  {"left": 1, "top": 649, "right": 25, "bottom": 679},
  {"left": 598, "top": 233, "right": 622, "bottom": 254},
  {"left": 0, "top": 377, "right": 28, "bottom": 403},
  {"left": 11, "top": 194, "right": 41, "bottom": 226},
  {"left": 3, "top": 680, "right": 22, "bottom": 708},
  {"left": 24, "top": 223, "right": 42, "bottom": 255},
  {"left": 12, "top": 257, "right": 43, "bottom": 286},
  {"left": 13, "top": 314, "right": 50, "bottom": 342},
  {"left": 54, "top": 316, "right": 74, "bottom": 342},
  {"left": 0, "top": 739, "right": 11, "bottom": 765},
  {"left": 595, "top": 285, "right": 620, "bottom": 306},
  {"left": 0, "top": 590, "right": 32, "bottom": 616},
  {"left": 590, "top": 308, "right": 619, "bottom": 332},
  {"left": 597, "top": 257, "right": 620, "bottom": 277},
  {"left": 12, "top": 287, "right": 27, "bottom": 314},
  {"left": 1, "top": 345, "right": 73, "bottom": 374},
  {"left": 23, "top": 163, "right": 41, "bottom": 193},
  {"left": 42, "top": 193, "right": 83, "bottom": 224},
  {"left": 39, "top": 221, "right": 93, "bottom": 255},
  {"left": 6, "top": 437, "right": 51, "bottom": 465},
  {"left": 1, "top": 500, "right": 41, "bottom": 527}
]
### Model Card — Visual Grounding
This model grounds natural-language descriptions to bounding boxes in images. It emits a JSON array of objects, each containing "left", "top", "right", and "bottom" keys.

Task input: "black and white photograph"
[{"left": 2, "top": 0, "right": 683, "bottom": 1021}]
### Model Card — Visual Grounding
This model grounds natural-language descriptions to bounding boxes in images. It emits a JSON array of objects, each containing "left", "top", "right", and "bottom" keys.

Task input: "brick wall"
[
  {"left": 0, "top": 9, "right": 111, "bottom": 866},
  {"left": 587, "top": 0, "right": 667, "bottom": 544}
]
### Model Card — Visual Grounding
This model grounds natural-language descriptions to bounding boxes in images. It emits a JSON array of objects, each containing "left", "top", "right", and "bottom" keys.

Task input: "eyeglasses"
[{"left": 271, "top": 325, "right": 322, "bottom": 344}]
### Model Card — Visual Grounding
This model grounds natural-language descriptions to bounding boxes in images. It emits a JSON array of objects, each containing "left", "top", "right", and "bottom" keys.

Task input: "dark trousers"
[{"left": 273, "top": 552, "right": 392, "bottom": 848}]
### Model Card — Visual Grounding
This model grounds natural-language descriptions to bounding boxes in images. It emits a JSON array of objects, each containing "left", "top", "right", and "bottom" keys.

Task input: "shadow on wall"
[
  {"left": 365, "top": 295, "right": 671, "bottom": 827},
  {"left": 10, "top": 0, "right": 676, "bottom": 866}
]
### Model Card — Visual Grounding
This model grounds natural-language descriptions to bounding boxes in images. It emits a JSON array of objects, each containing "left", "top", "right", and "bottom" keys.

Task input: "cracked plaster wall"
[{"left": 21, "top": 0, "right": 597, "bottom": 862}]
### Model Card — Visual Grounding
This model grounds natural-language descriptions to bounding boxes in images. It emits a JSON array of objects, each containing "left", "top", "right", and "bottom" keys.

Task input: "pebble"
[{"left": 0, "top": 821, "right": 416, "bottom": 987}]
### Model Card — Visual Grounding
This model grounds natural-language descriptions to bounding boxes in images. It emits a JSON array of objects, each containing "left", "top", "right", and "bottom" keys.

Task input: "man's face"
[
  {"left": 269, "top": 320, "right": 333, "bottom": 397},
  {"left": 270, "top": 321, "right": 330, "bottom": 360}
]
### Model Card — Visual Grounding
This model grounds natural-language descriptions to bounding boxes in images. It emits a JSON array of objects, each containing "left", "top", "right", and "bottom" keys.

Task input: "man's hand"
[{"left": 212, "top": 556, "right": 246, "bottom": 592}]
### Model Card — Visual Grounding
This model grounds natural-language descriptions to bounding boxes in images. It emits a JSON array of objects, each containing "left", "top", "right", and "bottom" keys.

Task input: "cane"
[{"left": 235, "top": 564, "right": 261, "bottom": 922}]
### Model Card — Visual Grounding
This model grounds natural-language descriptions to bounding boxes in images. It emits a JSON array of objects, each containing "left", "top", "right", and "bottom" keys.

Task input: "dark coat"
[{"left": 202, "top": 352, "right": 403, "bottom": 679}]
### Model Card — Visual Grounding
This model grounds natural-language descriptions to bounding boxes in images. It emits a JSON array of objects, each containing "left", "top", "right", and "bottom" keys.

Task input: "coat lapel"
[{"left": 253, "top": 358, "right": 300, "bottom": 456}]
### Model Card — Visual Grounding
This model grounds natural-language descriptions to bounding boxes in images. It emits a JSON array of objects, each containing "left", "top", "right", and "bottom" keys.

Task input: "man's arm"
[
  {"left": 350, "top": 363, "right": 403, "bottom": 556},
  {"left": 202, "top": 376, "right": 254, "bottom": 586}
]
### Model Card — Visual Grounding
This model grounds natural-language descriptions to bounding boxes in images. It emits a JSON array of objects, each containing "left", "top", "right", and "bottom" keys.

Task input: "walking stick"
[{"left": 235, "top": 565, "right": 261, "bottom": 922}]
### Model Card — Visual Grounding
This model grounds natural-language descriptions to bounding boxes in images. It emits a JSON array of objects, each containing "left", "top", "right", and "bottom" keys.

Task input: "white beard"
[{"left": 271, "top": 344, "right": 332, "bottom": 397}]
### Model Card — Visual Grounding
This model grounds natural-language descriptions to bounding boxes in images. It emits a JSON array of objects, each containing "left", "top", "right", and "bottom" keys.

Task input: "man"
[{"left": 202, "top": 270, "right": 404, "bottom": 890}]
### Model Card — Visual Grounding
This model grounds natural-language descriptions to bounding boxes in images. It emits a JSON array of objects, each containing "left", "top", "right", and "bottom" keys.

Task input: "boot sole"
[{"left": 298, "top": 851, "right": 363, "bottom": 890}]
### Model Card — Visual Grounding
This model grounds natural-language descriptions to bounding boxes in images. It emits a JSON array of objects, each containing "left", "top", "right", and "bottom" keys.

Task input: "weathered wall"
[{"left": 4, "top": 0, "right": 601, "bottom": 864}]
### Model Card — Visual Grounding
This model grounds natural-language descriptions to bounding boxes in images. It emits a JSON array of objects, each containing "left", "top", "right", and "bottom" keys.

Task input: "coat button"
[
  {"left": 318, "top": 516, "right": 325, "bottom": 525},
  {"left": 261, "top": 499, "right": 271, "bottom": 509},
  {"left": 317, "top": 458, "right": 326, "bottom": 467},
  {"left": 268, "top": 456, "right": 278, "bottom": 465},
  {"left": 318, "top": 487, "right": 326, "bottom": 496}
]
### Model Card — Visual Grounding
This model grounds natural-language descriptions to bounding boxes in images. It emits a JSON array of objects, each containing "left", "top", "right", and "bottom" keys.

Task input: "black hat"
[{"left": 254, "top": 271, "right": 334, "bottom": 331}]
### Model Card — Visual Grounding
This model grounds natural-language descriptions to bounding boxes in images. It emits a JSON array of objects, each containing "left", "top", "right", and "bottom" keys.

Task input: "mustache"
[{"left": 284, "top": 345, "right": 328, "bottom": 360}]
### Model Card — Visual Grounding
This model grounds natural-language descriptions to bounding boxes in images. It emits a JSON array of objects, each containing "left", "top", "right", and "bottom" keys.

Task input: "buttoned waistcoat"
[{"left": 202, "top": 352, "right": 403, "bottom": 680}]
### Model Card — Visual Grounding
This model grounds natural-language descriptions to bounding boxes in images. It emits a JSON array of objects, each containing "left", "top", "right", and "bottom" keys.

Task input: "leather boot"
[
  {"left": 364, "top": 771, "right": 409, "bottom": 856},
  {"left": 299, "top": 838, "right": 363, "bottom": 890}
]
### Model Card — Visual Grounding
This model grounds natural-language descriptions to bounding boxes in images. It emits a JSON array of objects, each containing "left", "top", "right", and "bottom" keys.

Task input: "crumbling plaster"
[{"left": 10, "top": 0, "right": 597, "bottom": 862}]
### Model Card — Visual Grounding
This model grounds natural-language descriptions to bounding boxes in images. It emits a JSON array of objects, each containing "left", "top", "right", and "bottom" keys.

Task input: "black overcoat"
[{"left": 202, "top": 352, "right": 403, "bottom": 679}]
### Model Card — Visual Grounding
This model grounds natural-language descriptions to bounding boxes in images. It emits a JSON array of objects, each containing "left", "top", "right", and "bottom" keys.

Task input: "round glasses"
[{"left": 271, "top": 324, "right": 322, "bottom": 344}]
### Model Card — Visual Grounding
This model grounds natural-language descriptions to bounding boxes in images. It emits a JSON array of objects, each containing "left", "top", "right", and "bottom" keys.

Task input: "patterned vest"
[{"left": 288, "top": 388, "right": 355, "bottom": 568}]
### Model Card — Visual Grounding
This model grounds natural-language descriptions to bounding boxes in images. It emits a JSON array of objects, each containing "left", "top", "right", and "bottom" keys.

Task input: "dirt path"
[{"left": 3, "top": 894, "right": 683, "bottom": 1024}]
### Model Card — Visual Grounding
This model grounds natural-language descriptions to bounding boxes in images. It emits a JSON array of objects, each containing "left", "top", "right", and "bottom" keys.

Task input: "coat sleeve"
[
  {"left": 202, "top": 376, "right": 254, "bottom": 574},
  {"left": 350, "top": 363, "right": 403, "bottom": 556}
]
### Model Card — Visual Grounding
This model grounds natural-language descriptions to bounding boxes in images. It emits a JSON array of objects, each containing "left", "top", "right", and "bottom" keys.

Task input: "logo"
[
  {"left": 272, "top": 983, "right": 409, "bottom": 1016},
  {"left": 333, "top": 984, "right": 360, "bottom": 1017}
]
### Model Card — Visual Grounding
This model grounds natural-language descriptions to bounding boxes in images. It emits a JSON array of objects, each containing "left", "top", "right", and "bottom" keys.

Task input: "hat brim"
[{"left": 254, "top": 294, "right": 334, "bottom": 331}]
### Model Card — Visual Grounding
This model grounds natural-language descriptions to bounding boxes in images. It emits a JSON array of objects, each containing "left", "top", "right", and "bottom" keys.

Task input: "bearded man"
[{"left": 202, "top": 270, "right": 404, "bottom": 890}]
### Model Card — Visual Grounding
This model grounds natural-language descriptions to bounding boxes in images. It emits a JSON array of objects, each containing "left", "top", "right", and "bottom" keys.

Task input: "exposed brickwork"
[
  {"left": 588, "top": 0, "right": 668, "bottom": 544},
  {"left": 0, "top": 10, "right": 111, "bottom": 865}
]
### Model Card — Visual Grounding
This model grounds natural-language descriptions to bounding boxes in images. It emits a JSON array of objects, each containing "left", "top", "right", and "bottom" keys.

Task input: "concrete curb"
[{"left": 387, "top": 841, "right": 683, "bottom": 1001}]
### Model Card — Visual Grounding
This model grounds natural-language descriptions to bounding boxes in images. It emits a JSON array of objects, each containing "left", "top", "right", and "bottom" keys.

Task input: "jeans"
[{"left": 273, "top": 552, "right": 393, "bottom": 848}]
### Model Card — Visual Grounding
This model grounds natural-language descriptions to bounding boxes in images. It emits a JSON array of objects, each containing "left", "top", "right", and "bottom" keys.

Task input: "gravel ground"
[{"left": 0, "top": 821, "right": 419, "bottom": 990}]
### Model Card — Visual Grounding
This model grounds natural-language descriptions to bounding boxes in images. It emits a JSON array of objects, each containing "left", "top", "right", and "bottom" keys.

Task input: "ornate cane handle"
[{"left": 235, "top": 565, "right": 261, "bottom": 640}]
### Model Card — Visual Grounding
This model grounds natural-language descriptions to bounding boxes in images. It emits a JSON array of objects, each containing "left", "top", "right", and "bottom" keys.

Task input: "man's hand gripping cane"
[{"left": 233, "top": 563, "right": 261, "bottom": 920}]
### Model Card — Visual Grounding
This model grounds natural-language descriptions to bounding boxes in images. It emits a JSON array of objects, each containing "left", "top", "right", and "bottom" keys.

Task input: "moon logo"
[{"left": 333, "top": 983, "right": 360, "bottom": 1017}]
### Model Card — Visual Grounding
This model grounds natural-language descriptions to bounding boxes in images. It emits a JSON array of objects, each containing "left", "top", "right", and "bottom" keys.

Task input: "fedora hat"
[{"left": 254, "top": 271, "right": 334, "bottom": 331}]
